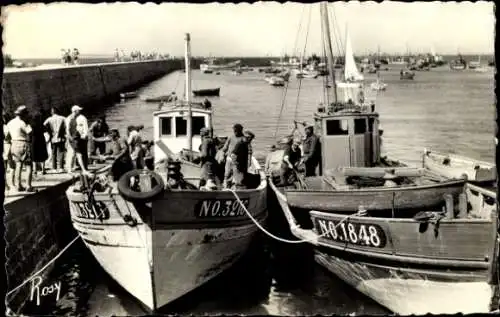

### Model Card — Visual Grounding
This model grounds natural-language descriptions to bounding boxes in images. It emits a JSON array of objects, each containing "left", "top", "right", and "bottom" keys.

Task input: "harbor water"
[{"left": 21, "top": 66, "right": 496, "bottom": 316}]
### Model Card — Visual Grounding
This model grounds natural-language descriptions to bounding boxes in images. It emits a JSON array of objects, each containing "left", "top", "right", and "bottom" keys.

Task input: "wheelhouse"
[
  {"left": 153, "top": 101, "right": 212, "bottom": 163},
  {"left": 314, "top": 103, "right": 381, "bottom": 175}
]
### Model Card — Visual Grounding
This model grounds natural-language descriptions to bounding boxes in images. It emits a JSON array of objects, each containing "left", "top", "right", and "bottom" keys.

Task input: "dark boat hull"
[
  {"left": 285, "top": 179, "right": 466, "bottom": 213},
  {"left": 193, "top": 88, "right": 220, "bottom": 97}
]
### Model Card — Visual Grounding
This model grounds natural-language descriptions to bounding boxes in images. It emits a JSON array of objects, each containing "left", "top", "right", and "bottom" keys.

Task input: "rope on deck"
[{"left": 228, "top": 188, "right": 367, "bottom": 244}]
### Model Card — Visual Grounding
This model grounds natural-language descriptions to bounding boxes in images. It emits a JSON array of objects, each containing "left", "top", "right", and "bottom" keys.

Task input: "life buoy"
[{"left": 117, "top": 169, "right": 165, "bottom": 202}]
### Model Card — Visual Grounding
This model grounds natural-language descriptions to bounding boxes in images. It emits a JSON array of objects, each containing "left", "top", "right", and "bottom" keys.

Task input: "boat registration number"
[
  {"left": 196, "top": 199, "right": 250, "bottom": 218},
  {"left": 72, "top": 200, "right": 111, "bottom": 220},
  {"left": 313, "top": 217, "right": 387, "bottom": 248}
]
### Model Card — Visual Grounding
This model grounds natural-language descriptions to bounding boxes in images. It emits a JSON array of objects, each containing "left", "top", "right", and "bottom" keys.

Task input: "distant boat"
[
  {"left": 450, "top": 54, "right": 467, "bottom": 70},
  {"left": 200, "top": 58, "right": 241, "bottom": 73},
  {"left": 266, "top": 76, "right": 285, "bottom": 87},
  {"left": 120, "top": 91, "right": 138, "bottom": 99},
  {"left": 144, "top": 94, "right": 177, "bottom": 103},
  {"left": 192, "top": 87, "right": 220, "bottom": 97},
  {"left": 400, "top": 69, "right": 415, "bottom": 80},
  {"left": 370, "top": 71, "right": 387, "bottom": 91}
]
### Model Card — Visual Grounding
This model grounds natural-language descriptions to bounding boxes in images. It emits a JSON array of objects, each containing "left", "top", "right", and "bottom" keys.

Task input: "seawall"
[{"left": 2, "top": 59, "right": 182, "bottom": 115}]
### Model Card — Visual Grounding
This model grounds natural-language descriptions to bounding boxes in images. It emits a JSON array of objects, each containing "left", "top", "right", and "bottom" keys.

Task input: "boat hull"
[
  {"left": 192, "top": 88, "right": 220, "bottom": 97},
  {"left": 315, "top": 250, "right": 495, "bottom": 315},
  {"left": 285, "top": 179, "right": 465, "bottom": 213},
  {"left": 423, "top": 150, "right": 496, "bottom": 182},
  {"left": 67, "top": 172, "right": 267, "bottom": 311}
]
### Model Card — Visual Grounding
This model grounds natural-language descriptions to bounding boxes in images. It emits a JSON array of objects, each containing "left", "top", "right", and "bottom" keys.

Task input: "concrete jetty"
[
  {"left": 2, "top": 59, "right": 182, "bottom": 115},
  {"left": 2, "top": 59, "right": 183, "bottom": 314}
]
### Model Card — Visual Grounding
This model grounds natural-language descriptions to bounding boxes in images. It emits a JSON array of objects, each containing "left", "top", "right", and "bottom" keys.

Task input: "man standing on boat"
[
  {"left": 199, "top": 127, "right": 217, "bottom": 190},
  {"left": 106, "top": 129, "right": 133, "bottom": 181},
  {"left": 281, "top": 138, "right": 302, "bottom": 186},
  {"left": 301, "top": 125, "right": 321, "bottom": 177},
  {"left": 89, "top": 116, "right": 109, "bottom": 162},
  {"left": 230, "top": 135, "right": 249, "bottom": 189},
  {"left": 219, "top": 123, "right": 246, "bottom": 188},
  {"left": 244, "top": 130, "right": 255, "bottom": 172}
]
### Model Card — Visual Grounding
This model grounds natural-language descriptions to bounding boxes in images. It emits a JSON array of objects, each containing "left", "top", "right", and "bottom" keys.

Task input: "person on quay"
[
  {"left": 127, "top": 125, "right": 143, "bottom": 166},
  {"left": 244, "top": 130, "right": 255, "bottom": 171},
  {"left": 106, "top": 129, "right": 133, "bottom": 181},
  {"left": 3, "top": 111, "right": 15, "bottom": 191},
  {"left": 89, "top": 115, "right": 110, "bottom": 160},
  {"left": 65, "top": 105, "right": 90, "bottom": 174},
  {"left": 230, "top": 135, "right": 249, "bottom": 190},
  {"left": 31, "top": 112, "right": 49, "bottom": 175},
  {"left": 300, "top": 124, "right": 321, "bottom": 177},
  {"left": 43, "top": 107, "right": 66, "bottom": 173},
  {"left": 199, "top": 127, "right": 217, "bottom": 190},
  {"left": 219, "top": 123, "right": 246, "bottom": 188},
  {"left": 6, "top": 105, "right": 34, "bottom": 192},
  {"left": 202, "top": 98, "right": 212, "bottom": 110},
  {"left": 281, "top": 138, "right": 302, "bottom": 186}
]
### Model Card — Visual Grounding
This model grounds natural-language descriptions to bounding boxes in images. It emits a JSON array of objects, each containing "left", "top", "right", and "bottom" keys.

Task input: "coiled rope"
[{"left": 228, "top": 188, "right": 367, "bottom": 244}]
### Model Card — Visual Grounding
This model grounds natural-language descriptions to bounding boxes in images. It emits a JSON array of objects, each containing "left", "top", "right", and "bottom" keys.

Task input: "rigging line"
[
  {"left": 294, "top": 5, "right": 312, "bottom": 123},
  {"left": 330, "top": 3, "right": 344, "bottom": 60},
  {"left": 320, "top": 6, "right": 330, "bottom": 106},
  {"left": 273, "top": 4, "right": 307, "bottom": 140}
]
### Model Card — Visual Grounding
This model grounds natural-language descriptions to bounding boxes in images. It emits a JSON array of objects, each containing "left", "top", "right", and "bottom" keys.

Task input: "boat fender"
[
  {"left": 123, "top": 214, "right": 138, "bottom": 227},
  {"left": 117, "top": 169, "right": 164, "bottom": 203}
]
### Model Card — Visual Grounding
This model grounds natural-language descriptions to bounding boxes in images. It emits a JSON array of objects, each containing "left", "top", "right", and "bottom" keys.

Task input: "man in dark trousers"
[
  {"left": 199, "top": 127, "right": 217, "bottom": 190},
  {"left": 281, "top": 138, "right": 302, "bottom": 186},
  {"left": 230, "top": 136, "right": 249, "bottom": 189},
  {"left": 219, "top": 123, "right": 246, "bottom": 188},
  {"left": 301, "top": 125, "right": 321, "bottom": 177}
]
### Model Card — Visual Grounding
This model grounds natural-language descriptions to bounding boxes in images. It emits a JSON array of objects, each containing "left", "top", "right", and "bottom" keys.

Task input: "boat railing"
[{"left": 464, "top": 183, "right": 497, "bottom": 220}]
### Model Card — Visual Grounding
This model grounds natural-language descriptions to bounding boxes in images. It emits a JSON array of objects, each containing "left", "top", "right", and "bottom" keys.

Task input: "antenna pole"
[{"left": 185, "top": 33, "right": 193, "bottom": 153}]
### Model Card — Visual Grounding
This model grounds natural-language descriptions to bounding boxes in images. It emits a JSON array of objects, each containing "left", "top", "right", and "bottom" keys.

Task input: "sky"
[{"left": 1, "top": 1, "right": 495, "bottom": 58}]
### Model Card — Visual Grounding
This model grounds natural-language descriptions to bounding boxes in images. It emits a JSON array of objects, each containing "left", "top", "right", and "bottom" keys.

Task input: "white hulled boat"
[{"left": 66, "top": 33, "right": 267, "bottom": 312}]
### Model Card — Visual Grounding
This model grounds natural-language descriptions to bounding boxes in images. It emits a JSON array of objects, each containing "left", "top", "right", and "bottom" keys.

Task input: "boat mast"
[
  {"left": 185, "top": 33, "right": 193, "bottom": 153},
  {"left": 320, "top": 1, "right": 338, "bottom": 103}
]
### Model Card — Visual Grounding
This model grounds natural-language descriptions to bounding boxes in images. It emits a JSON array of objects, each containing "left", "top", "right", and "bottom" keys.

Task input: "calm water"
[{"left": 24, "top": 65, "right": 496, "bottom": 316}]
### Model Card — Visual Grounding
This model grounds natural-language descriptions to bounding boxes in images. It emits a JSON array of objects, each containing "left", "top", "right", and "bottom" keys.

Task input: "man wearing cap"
[
  {"left": 89, "top": 115, "right": 110, "bottom": 160},
  {"left": 281, "top": 138, "right": 302, "bottom": 186},
  {"left": 300, "top": 124, "right": 321, "bottom": 177},
  {"left": 6, "top": 105, "right": 34, "bottom": 191},
  {"left": 106, "top": 129, "right": 133, "bottom": 181},
  {"left": 219, "top": 123, "right": 246, "bottom": 188},
  {"left": 199, "top": 127, "right": 217, "bottom": 190},
  {"left": 230, "top": 134, "right": 249, "bottom": 189},
  {"left": 65, "top": 105, "right": 90, "bottom": 173},
  {"left": 244, "top": 130, "right": 255, "bottom": 172}
]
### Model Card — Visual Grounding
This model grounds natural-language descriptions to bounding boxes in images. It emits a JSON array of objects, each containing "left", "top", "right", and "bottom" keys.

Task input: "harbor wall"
[
  {"left": 2, "top": 59, "right": 183, "bottom": 115},
  {"left": 4, "top": 176, "right": 75, "bottom": 312}
]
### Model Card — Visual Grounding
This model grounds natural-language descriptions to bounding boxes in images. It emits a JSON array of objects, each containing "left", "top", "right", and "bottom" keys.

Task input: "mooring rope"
[{"left": 228, "top": 188, "right": 367, "bottom": 244}]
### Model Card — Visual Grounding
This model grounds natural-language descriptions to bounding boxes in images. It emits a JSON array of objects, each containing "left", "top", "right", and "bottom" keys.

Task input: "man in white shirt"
[
  {"left": 6, "top": 105, "right": 34, "bottom": 191},
  {"left": 44, "top": 107, "right": 66, "bottom": 172},
  {"left": 65, "top": 105, "right": 90, "bottom": 174}
]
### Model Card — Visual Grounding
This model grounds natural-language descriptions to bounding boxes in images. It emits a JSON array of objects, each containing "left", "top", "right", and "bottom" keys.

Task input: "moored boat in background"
[
  {"left": 120, "top": 91, "right": 138, "bottom": 99},
  {"left": 192, "top": 87, "right": 220, "bottom": 97},
  {"left": 422, "top": 149, "right": 496, "bottom": 183}
]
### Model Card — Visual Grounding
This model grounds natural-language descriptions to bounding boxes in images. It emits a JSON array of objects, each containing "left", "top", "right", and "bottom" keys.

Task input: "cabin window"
[
  {"left": 160, "top": 117, "right": 172, "bottom": 135},
  {"left": 175, "top": 117, "right": 187, "bottom": 136},
  {"left": 326, "top": 119, "right": 349, "bottom": 135},
  {"left": 192, "top": 116, "right": 206, "bottom": 135},
  {"left": 354, "top": 119, "right": 367, "bottom": 134}
]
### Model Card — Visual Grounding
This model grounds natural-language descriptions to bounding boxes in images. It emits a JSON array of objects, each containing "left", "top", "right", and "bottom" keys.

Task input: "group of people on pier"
[
  {"left": 3, "top": 104, "right": 153, "bottom": 193},
  {"left": 61, "top": 48, "right": 80, "bottom": 65}
]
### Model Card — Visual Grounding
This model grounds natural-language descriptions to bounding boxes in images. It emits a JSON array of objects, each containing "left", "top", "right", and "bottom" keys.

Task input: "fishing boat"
[
  {"left": 400, "top": 69, "right": 415, "bottom": 80},
  {"left": 265, "top": 76, "right": 285, "bottom": 87},
  {"left": 192, "top": 87, "right": 220, "bottom": 97},
  {"left": 200, "top": 58, "right": 241, "bottom": 73},
  {"left": 66, "top": 33, "right": 267, "bottom": 312},
  {"left": 120, "top": 91, "right": 138, "bottom": 99},
  {"left": 144, "top": 94, "right": 177, "bottom": 103},
  {"left": 266, "top": 3, "right": 498, "bottom": 314},
  {"left": 370, "top": 79, "right": 387, "bottom": 91},
  {"left": 450, "top": 54, "right": 467, "bottom": 70},
  {"left": 422, "top": 149, "right": 496, "bottom": 183}
]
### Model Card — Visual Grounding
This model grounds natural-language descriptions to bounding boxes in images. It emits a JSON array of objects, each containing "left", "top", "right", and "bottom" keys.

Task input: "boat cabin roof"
[
  {"left": 314, "top": 103, "right": 379, "bottom": 120},
  {"left": 153, "top": 100, "right": 212, "bottom": 117}
]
